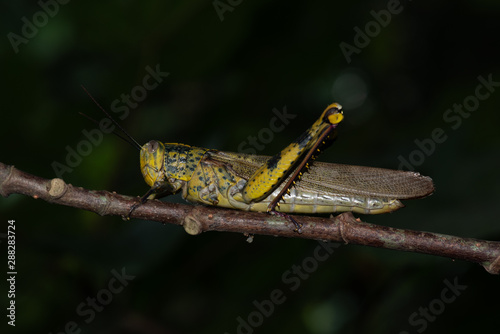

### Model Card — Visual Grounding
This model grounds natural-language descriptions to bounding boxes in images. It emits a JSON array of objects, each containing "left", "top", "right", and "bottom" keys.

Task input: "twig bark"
[{"left": 1, "top": 162, "right": 499, "bottom": 274}]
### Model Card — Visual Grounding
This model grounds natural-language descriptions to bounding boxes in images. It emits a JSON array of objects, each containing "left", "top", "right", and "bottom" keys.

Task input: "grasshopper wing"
[
  {"left": 299, "top": 162, "right": 434, "bottom": 199},
  {"left": 210, "top": 151, "right": 434, "bottom": 200}
]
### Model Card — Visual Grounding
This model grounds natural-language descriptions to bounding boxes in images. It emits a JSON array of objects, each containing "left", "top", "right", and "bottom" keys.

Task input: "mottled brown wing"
[
  {"left": 300, "top": 162, "right": 434, "bottom": 199},
  {"left": 209, "top": 151, "right": 434, "bottom": 199},
  {"left": 207, "top": 151, "right": 270, "bottom": 179}
]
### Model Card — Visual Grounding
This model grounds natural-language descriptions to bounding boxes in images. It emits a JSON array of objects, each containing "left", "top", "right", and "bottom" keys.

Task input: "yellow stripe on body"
[{"left": 242, "top": 103, "right": 343, "bottom": 203}]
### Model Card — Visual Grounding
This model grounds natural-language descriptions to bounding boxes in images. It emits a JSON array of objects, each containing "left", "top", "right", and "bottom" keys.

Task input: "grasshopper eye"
[{"left": 148, "top": 140, "right": 159, "bottom": 153}]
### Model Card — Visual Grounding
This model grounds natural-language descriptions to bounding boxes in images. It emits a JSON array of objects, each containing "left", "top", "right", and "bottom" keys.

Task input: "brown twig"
[{"left": 1, "top": 161, "right": 499, "bottom": 274}]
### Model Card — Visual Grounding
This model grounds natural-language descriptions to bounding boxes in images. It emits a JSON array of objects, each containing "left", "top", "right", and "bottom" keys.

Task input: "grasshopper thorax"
[{"left": 140, "top": 140, "right": 166, "bottom": 187}]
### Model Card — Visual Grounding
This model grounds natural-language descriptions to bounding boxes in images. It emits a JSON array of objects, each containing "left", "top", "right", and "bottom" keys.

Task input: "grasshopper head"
[{"left": 140, "top": 140, "right": 166, "bottom": 187}]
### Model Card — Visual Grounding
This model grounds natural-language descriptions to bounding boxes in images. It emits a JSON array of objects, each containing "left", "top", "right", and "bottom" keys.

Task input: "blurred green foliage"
[{"left": 1, "top": 0, "right": 500, "bottom": 333}]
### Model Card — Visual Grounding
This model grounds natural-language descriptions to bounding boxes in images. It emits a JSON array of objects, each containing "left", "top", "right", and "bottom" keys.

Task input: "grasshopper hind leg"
[
  {"left": 240, "top": 104, "right": 343, "bottom": 205},
  {"left": 269, "top": 209, "right": 303, "bottom": 233},
  {"left": 245, "top": 103, "right": 343, "bottom": 233}
]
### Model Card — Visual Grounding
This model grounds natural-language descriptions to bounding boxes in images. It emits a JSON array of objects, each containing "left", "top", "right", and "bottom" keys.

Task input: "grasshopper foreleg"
[{"left": 125, "top": 187, "right": 157, "bottom": 219}]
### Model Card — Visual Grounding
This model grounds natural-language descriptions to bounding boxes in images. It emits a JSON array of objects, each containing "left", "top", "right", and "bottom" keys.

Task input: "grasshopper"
[
  {"left": 82, "top": 93, "right": 434, "bottom": 223},
  {"left": 135, "top": 104, "right": 433, "bottom": 217}
]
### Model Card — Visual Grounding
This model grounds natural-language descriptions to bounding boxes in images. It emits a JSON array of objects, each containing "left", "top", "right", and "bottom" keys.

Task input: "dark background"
[{"left": 1, "top": 0, "right": 499, "bottom": 333}]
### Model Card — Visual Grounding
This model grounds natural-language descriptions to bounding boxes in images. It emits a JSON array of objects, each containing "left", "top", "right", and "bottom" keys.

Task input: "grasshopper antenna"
[
  {"left": 78, "top": 111, "right": 140, "bottom": 150},
  {"left": 80, "top": 85, "right": 142, "bottom": 151}
]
